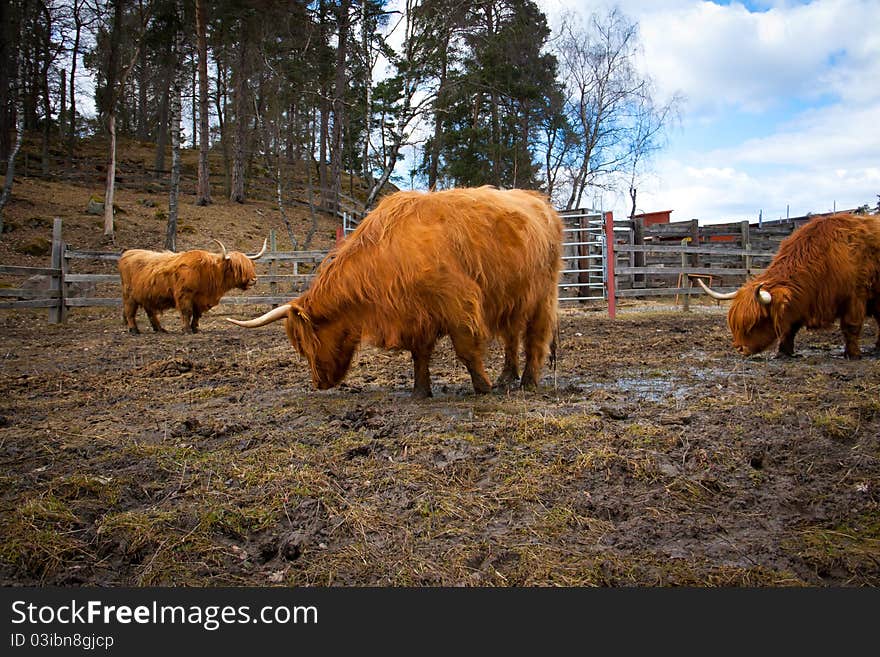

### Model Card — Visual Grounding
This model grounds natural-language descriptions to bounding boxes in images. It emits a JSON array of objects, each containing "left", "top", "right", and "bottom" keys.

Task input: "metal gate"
[{"left": 558, "top": 208, "right": 606, "bottom": 303}]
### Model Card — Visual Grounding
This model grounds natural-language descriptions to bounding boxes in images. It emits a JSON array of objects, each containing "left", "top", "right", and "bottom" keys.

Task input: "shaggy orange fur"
[
  {"left": 236, "top": 186, "right": 564, "bottom": 397},
  {"left": 726, "top": 212, "right": 880, "bottom": 358},
  {"left": 119, "top": 247, "right": 258, "bottom": 334}
]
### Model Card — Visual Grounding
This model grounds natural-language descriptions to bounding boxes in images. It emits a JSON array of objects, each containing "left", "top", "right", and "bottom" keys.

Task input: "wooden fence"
[
  {"left": 1, "top": 214, "right": 800, "bottom": 322},
  {"left": 0, "top": 218, "right": 328, "bottom": 323},
  {"left": 601, "top": 214, "right": 814, "bottom": 302}
]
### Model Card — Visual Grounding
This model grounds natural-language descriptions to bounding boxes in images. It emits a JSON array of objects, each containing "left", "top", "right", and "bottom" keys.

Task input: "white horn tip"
[{"left": 758, "top": 289, "right": 772, "bottom": 304}]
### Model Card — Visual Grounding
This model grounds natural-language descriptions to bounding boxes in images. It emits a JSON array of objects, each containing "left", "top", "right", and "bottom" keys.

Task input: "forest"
[{"left": 0, "top": 0, "right": 677, "bottom": 246}]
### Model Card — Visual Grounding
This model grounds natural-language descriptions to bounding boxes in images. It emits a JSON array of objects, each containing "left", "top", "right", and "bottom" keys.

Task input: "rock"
[
  {"left": 599, "top": 404, "right": 629, "bottom": 420},
  {"left": 86, "top": 197, "right": 105, "bottom": 215},
  {"left": 19, "top": 238, "right": 51, "bottom": 257}
]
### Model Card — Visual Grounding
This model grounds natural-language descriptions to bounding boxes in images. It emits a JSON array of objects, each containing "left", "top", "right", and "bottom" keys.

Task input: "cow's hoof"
[
  {"left": 411, "top": 387, "right": 433, "bottom": 399},
  {"left": 128, "top": 327, "right": 140, "bottom": 335}
]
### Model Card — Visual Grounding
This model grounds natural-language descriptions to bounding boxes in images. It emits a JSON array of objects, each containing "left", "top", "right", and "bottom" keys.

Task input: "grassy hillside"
[{"left": 0, "top": 133, "right": 384, "bottom": 268}]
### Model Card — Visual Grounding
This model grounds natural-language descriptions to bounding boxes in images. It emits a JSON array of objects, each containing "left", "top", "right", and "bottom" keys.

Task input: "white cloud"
[
  {"left": 636, "top": 0, "right": 880, "bottom": 114},
  {"left": 720, "top": 102, "right": 880, "bottom": 167}
]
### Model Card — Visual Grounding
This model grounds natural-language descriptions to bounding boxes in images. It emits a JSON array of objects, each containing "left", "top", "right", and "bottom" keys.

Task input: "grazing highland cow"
[
  {"left": 119, "top": 238, "right": 267, "bottom": 334},
  {"left": 698, "top": 212, "right": 880, "bottom": 358},
  {"left": 228, "top": 186, "right": 564, "bottom": 398}
]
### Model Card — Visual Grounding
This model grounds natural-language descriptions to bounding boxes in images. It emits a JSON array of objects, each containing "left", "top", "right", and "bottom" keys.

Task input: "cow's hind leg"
[
  {"left": 495, "top": 327, "right": 521, "bottom": 390},
  {"left": 449, "top": 327, "right": 492, "bottom": 395},
  {"left": 869, "top": 299, "right": 880, "bottom": 352},
  {"left": 521, "top": 301, "right": 556, "bottom": 390},
  {"left": 410, "top": 338, "right": 437, "bottom": 399},
  {"left": 146, "top": 309, "right": 166, "bottom": 333},
  {"left": 840, "top": 301, "right": 866, "bottom": 360},
  {"left": 123, "top": 297, "right": 140, "bottom": 334}
]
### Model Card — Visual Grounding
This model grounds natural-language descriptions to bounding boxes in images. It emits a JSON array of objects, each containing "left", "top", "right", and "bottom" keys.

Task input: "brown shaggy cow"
[
  {"left": 119, "top": 238, "right": 267, "bottom": 334},
  {"left": 228, "top": 186, "right": 564, "bottom": 397},
  {"left": 698, "top": 212, "right": 880, "bottom": 358}
]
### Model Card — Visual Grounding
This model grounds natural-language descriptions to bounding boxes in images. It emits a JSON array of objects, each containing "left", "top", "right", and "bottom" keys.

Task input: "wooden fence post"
[
  {"left": 604, "top": 211, "right": 616, "bottom": 319},
  {"left": 48, "top": 217, "right": 65, "bottom": 324},
  {"left": 680, "top": 237, "right": 691, "bottom": 312},
  {"left": 632, "top": 216, "right": 645, "bottom": 288},
  {"left": 740, "top": 220, "right": 751, "bottom": 276},
  {"left": 268, "top": 230, "right": 277, "bottom": 308},
  {"left": 689, "top": 219, "right": 700, "bottom": 267}
]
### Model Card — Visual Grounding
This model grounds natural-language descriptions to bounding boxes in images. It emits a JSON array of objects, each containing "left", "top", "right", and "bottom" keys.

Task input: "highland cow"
[
  {"left": 119, "top": 238, "right": 267, "bottom": 334},
  {"left": 698, "top": 213, "right": 880, "bottom": 358},
  {"left": 228, "top": 187, "right": 563, "bottom": 397}
]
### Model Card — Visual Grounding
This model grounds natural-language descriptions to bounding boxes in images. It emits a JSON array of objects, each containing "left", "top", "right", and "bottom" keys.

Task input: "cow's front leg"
[
  {"left": 176, "top": 299, "right": 195, "bottom": 334},
  {"left": 449, "top": 328, "right": 492, "bottom": 395},
  {"left": 495, "top": 329, "right": 520, "bottom": 390},
  {"left": 411, "top": 339, "right": 437, "bottom": 399},
  {"left": 776, "top": 321, "right": 802, "bottom": 358},
  {"left": 190, "top": 308, "right": 203, "bottom": 333}
]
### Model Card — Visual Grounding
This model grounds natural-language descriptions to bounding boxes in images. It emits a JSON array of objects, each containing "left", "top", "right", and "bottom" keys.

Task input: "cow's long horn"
[
  {"left": 226, "top": 304, "right": 290, "bottom": 328},
  {"left": 695, "top": 277, "right": 737, "bottom": 300},
  {"left": 247, "top": 237, "right": 268, "bottom": 260},
  {"left": 213, "top": 239, "right": 230, "bottom": 260},
  {"left": 755, "top": 284, "right": 772, "bottom": 305}
]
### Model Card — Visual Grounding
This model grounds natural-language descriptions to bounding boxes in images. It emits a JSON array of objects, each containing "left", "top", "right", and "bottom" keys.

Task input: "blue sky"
[{"left": 539, "top": 0, "right": 880, "bottom": 224}]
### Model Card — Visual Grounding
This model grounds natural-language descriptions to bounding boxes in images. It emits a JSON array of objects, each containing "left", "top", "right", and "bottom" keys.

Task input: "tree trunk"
[
  {"left": 102, "top": 0, "right": 151, "bottom": 240},
  {"left": 136, "top": 0, "right": 148, "bottom": 140},
  {"left": 304, "top": 107, "right": 319, "bottom": 248},
  {"left": 41, "top": 63, "right": 50, "bottom": 176},
  {"left": 66, "top": 10, "right": 81, "bottom": 176},
  {"left": 195, "top": 0, "right": 211, "bottom": 205},
  {"left": 191, "top": 58, "right": 197, "bottom": 150},
  {"left": 59, "top": 68, "right": 66, "bottom": 139},
  {"left": 427, "top": 42, "right": 448, "bottom": 191},
  {"left": 0, "top": 0, "right": 11, "bottom": 161},
  {"left": 103, "top": 113, "right": 117, "bottom": 238},
  {"left": 214, "top": 56, "right": 230, "bottom": 197},
  {"left": 317, "top": 0, "right": 329, "bottom": 208},
  {"left": 0, "top": 89, "right": 24, "bottom": 222},
  {"left": 154, "top": 67, "right": 170, "bottom": 179},
  {"left": 360, "top": 0, "right": 372, "bottom": 188},
  {"left": 166, "top": 9, "right": 184, "bottom": 251},
  {"left": 329, "top": 0, "right": 349, "bottom": 215},
  {"left": 101, "top": 0, "right": 123, "bottom": 240},
  {"left": 230, "top": 34, "right": 247, "bottom": 203}
]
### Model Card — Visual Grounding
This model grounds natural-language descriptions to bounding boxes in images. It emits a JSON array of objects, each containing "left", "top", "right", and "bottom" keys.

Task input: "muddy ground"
[{"left": 1, "top": 301, "right": 878, "bottom": 587}]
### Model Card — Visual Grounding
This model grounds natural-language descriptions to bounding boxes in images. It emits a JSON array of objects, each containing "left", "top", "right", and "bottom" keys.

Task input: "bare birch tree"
[
  {"left": 195, "top": 0, "right": 211, "bottom": 205},
  {"left": 101, "top": 0, "right": 153, "bottom": 241},
  {"left": 165, "top": 0, "right": 184, "bottom": 251},
  {"left": 553, "top": 8, "right": 679, "bottom": 210}
]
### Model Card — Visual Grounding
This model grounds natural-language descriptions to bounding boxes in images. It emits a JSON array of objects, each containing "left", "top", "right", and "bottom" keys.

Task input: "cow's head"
[
  {"left": 213, "top": 238, "right": 268, "bottom": 290},
  {"left": 698, "top": 278, "right": 792, "bottom": 355},
  {"left": 226, "top": 300, "right": 359, "bottom": 390}
]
